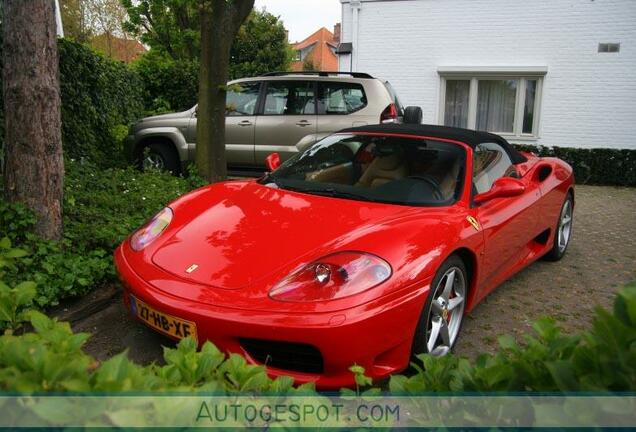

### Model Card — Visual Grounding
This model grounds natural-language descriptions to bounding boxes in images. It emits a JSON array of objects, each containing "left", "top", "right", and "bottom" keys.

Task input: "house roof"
[
  {"left": 291, "top": 27, "right": 339, "bottom": 71},
  {"left": 91, "top": 34, "right": 147, "bottom": 63},
  {"left": 292, "top": 27, "right": 336, "bottom": 49},
  {"left": 339, "top": 123, "right": 528, "bottom": 164}
]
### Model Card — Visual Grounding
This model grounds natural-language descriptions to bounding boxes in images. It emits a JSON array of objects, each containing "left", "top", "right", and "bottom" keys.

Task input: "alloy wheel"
[
  {"left": 426, "top": 267, "right": 466, "bottom": 356},
  {"left": 557, "top": 199, "right": 573, "bottom": 253},
  {"left": 143, "top": 152, "right": 165, "bottom": 171}
]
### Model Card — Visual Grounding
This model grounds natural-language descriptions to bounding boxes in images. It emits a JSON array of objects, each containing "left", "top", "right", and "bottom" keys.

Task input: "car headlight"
[
  {"left": 269, "top": 251, "right": 392, "bottom": 302},
  {"left": 130, "top": 207, "right": 173, "bottom": 251}
]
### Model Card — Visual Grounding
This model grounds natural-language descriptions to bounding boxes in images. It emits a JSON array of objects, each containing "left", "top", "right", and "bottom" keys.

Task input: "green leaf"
[
  {"left": 546, "top": 360, "right": 579, "bottom": 391},
  {"left": 614, "top": 283, "right": 636, "bottom": 328},
  {"left": 14, "top": 281, "right": 37, "bottom": 306},
  {"left": 5, "top": 248, "right": 28, "bottom": 259},
  {"left": 0, "top": 237, "right": 11, "bottom": 249},
  {"left": 498, "top": 335, "right": 517, "bottom": 350}
]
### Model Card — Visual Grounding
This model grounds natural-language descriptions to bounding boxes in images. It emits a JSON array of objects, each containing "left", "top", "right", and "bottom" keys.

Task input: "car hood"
[
  {"left": 151, "top": 181, "right": 423, "bottom": 291},
  {"left": 139, "top": 109, "right": 192, "bottom": 123}
]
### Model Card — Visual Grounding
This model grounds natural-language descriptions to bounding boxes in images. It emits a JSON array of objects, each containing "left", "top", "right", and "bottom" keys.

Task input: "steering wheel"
[{"left": 408, "top": 175, "right": 444, "bottom": 201}]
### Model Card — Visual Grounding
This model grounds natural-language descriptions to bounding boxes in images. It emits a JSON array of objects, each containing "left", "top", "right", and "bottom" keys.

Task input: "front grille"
[{"left": 240, "top": 338, "right": 324, "bottom": 374}]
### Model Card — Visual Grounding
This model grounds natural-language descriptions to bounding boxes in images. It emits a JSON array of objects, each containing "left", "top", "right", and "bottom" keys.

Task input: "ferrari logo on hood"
[
  {"left": 466, "top": 216, "right": 481, "bottom": 231},
  {"left": 185, "top": 264, "right": 199, "bottom": 274}
]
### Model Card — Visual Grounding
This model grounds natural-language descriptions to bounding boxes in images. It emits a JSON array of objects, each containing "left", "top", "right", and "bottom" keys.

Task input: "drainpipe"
[
  {"left": 55, "top": 0, "right": 64, "bottom": 37},
  {"left": 351, "top": 0, "right": 361, "bottom": 72}
]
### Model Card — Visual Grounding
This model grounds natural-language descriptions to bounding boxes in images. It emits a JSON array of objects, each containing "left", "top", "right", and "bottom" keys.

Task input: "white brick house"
[{"left": 337, "top": 0, "right": 636, "bottom": 149}]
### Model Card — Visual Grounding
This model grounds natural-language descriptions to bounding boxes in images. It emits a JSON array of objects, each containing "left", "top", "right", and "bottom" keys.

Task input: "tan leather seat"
[
  {"left": 438, "top": 159, "right": 460, "bottom": 200},
  {"left": 356, "top": 152, "right": 407, "bottom": 188}
]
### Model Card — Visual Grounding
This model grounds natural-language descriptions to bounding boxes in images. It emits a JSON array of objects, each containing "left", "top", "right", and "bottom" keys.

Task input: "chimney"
[{"left": 333, "top": 23, "right": 341, "bottom": 43}]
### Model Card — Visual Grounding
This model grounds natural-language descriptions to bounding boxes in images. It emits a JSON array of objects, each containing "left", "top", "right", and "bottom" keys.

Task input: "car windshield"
[{"left": 260, "top": 134, "right": 466, "bottom": 206}]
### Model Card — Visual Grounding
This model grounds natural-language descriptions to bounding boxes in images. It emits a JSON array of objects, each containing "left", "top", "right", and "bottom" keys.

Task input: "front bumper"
[{"left": 114, "top": 245, "right": 429, "bottom": 389}]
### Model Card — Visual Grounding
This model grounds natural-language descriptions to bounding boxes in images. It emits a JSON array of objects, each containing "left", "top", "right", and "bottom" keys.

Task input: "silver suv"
[{"left": 125, "top": 71, "right": 413, "bottom": 174}]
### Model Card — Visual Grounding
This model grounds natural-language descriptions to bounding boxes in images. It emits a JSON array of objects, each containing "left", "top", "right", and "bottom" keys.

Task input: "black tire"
[
  {"left": 141, "top": 142, "right": 181, "bottom": 175},
  {"left": 543, "top": 192, "right": 574, "bottom": 261},
  {"left": 403, "top": 106, "right": 423, "bottom": 124},
  {"left": 411, "top": 254, "right": 467, "bottom": 360}
]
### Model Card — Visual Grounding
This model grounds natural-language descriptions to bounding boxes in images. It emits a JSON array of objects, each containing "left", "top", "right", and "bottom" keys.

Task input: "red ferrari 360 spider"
[{"left": 115, "top": 123, "right": 574, "bottom": 389}]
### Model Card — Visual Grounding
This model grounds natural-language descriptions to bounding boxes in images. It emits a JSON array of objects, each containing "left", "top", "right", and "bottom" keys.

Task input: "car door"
[
  {"left": 225, "top": 81, "right": 261, "bottom": 166},
  {"left": 471, "top": 142, "right": 542, "bottom": 296},
  {"left": 316, "top": 81, "right": 370, "bottom": 135},
  {"left": 187, "top": 81, "right": 260, "bottom": 166},
  {"left": 254, "top": 80, "right": 317, "bottom": 164}
]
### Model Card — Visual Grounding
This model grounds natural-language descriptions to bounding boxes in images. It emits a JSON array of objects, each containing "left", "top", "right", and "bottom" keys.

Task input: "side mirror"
[
  {"left": 265, "top": 152, "right": 281, "bottom": 171},
  {"left": 474, "top": 177, "right": 525, "bottom": 205}
]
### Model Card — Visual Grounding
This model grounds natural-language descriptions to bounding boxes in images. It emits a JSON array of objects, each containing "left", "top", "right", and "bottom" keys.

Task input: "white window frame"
[{"left": 437, "top": 67, "right": 547, "bottom": 141}]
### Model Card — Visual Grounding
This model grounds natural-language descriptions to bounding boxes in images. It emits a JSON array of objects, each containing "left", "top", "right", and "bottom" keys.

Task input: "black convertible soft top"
[{"left": 339, "top": 123, "right": 527, "bottom": 164}]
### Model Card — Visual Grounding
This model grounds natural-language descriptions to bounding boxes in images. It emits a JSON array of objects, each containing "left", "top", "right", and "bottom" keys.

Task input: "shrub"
[
  {"left": 133, "top": 51, "right": 199, "bottom": 113},
  {"left": 515, "top": 145, "right": 636, "bottom": 186},
  {"left": 63, "top": 160, "right": 206, "bottom": 252},
  {"left": 58, "top": 39, "right": 145, "bottom": 167},
  {"left": 0, "top": 274, "right": 634, "bottom": 394},
  {"left": 0, "top": 161, "right": 206, "bottom": 310},
  {"left": 0, "top": 237, "right": 35, "bottom": 332},
  {"left": 0, "top": 207, "right": 111, "bottom": 308},
  {"left": 0, "top": 308, "right": 312, "bottom": 394}
]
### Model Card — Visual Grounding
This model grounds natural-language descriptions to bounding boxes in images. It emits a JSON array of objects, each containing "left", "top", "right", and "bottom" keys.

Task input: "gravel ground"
[{"left": 66, "top": 185, "right": 636, "bottom": 365}]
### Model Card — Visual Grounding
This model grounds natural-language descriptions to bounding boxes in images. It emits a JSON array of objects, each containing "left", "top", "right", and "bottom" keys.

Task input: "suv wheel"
[{"left": 141, "top": 143, "right": 181, "bottom": 175}]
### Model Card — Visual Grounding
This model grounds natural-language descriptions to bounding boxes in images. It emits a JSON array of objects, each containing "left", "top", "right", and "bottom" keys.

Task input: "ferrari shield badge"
[
  {"left": 185, "top": 264, "right": 199, "bottom": 274},
  {"left": 466, "top": 216, "right": 480, "bottom": 231}
]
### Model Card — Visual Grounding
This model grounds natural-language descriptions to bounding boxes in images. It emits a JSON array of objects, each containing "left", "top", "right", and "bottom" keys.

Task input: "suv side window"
[
  {"left": 226, "top": 82, "right": 260, "bottom": 116},
  {"left": 317, "top": 82, "right": 367, "bottom": 115},
  {"left": 472, "top": 142, "right": 518, "bottom": 194},
  {"left": 263, "top": 81, "right": 315, "bottom": 115}
]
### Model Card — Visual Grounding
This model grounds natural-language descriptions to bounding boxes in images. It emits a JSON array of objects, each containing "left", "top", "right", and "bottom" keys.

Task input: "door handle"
[
  {"left": 296, "top": 120, "right": 311, "bottom": 127},
  {"left": 238, "top": 120, "right": 252, "bottom": 126}
]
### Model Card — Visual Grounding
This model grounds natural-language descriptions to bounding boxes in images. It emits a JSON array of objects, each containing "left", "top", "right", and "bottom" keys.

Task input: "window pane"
[
  {"left": 476, "top": 80, "right": 517, "bottom": 133},
  {"left": 523, "top": 80, "right": 537, "bottom": 134},
  {"left": 443, "top": 80, "right": 470, "bottom": 128},
  {"left": 226, "top": 82, "right": 260, "bottom": 116},
  {"left": 264, "top": 81, "right": 315, "bottom": 115},
  {"left": 472, "top": 142, "right": 515, "bottom": 194},
  {"left": 318, "top": 82, "right": 367, "bottom": 115}
]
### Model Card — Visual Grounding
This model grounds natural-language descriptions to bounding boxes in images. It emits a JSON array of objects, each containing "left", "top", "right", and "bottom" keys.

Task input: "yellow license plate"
[{"left": 130, "top": 295, "right": 197, "bottom": 343}]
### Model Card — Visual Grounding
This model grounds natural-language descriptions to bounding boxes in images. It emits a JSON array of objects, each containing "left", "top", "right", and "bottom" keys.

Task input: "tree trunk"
[
  {"left": 196, "top": 0, "right": 254, "bottom": 182},
  {"left": 3, "top": 0, "right": 64, "bottom": 240}
]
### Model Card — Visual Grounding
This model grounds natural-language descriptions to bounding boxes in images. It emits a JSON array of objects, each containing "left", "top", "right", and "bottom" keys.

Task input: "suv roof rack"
[{"left": 261, "top": 71, "right": 374, "bottom": 79}]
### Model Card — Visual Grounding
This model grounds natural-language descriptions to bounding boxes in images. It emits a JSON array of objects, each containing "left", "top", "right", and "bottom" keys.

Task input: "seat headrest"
[{"left": 375, "top": 153, "right": 403, "bottom": 171}]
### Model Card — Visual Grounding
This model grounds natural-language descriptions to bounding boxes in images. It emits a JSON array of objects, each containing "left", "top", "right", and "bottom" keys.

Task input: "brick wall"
[{"left": 339, "top": 0, "right": 636, "bottom": 149}]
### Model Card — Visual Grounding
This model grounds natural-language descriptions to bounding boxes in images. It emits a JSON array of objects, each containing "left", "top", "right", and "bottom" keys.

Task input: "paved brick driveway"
[
  {"left": 72, "top": 185, "right": 636, "bottom": 365},
  {"left": 455, "top": 185, "right": 636, "bottom": 358}
]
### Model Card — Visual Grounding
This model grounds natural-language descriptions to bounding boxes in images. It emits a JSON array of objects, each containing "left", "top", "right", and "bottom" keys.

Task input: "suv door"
[
  {"left": 316, "top": 81, "right": 369, "bottom": 134},
  {"left": 187, "top": 81, "right": 261, "bottom": 166},
  {"left": 254, "top": 80, "right": 317, "bottom": 164},
  {"left": 225, "top": 81, "right": 261, "bottom": 165}
]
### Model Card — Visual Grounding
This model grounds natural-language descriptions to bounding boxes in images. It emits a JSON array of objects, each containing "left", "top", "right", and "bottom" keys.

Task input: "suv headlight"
[
  {"left": 269, "top": 252, "right": 391, "bottom": 302},
  {"left": 130, "top": 207, "right": 173, "bottom": 251}
]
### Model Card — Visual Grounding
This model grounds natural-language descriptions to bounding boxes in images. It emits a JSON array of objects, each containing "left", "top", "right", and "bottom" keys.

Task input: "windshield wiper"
[
  {"left": 260, "top": 173, "right": 280, "bottom": 187},
  {"left": 289, "top": 186, "right": 379, "bottom": 202}
]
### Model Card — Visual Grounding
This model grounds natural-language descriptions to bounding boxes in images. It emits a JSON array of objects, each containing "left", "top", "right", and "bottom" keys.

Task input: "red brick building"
[{"left": 291, "top": 24, "right": 340, "bottom": 71}]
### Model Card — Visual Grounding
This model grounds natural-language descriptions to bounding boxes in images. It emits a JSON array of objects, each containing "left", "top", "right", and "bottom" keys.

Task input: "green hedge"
[
  {"left": 133, "top": 51, "right": 199, "bottom": 114},
  {"left": 0, "top": 38, "right": 144, "bottom": 168},
  {"left": 515, "top": 144, "right": 636, "bottom": 187},
  {"left": 58, "top": 39, "right": 144, "bottom": 166}
]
